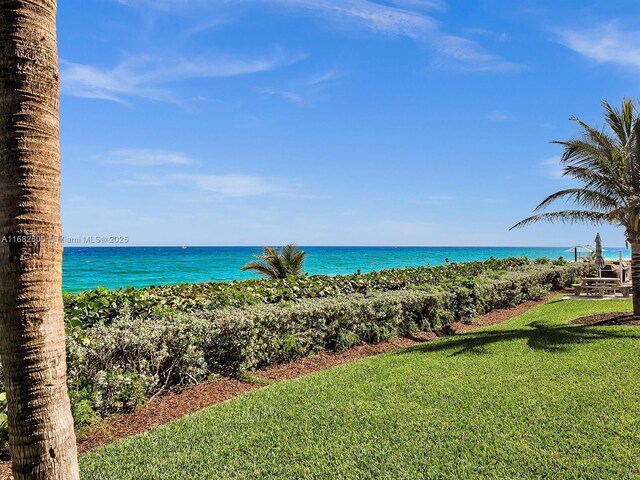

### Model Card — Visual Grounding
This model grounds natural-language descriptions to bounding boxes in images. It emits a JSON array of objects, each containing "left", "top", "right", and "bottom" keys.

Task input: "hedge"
[
  {"left": 1, "top": 260, "right": 589, "bottom": 443},
  {"left": 62, "top": 257, "right": 536, "bottom": 328}
]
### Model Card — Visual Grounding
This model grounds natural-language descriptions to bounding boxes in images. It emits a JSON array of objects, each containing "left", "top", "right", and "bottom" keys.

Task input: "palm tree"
[
  {"left": 241, "top": 244, "right": 306, "bottom": 279},
  {"left": 512, "top": 99, "right": 640, "bottom": 315},
  {"left": 0, "top": 1, "right": 79, "bottom": 478}
]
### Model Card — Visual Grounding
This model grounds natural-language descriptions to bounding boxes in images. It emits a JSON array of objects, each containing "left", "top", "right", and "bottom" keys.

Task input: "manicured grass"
[{"left": 80, "top": 298, "right": 640, "bottom": 479}]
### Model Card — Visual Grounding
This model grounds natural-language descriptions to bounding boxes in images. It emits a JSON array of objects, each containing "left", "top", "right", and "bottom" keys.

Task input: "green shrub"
[
  {"left": 69, "top": 394, "right": 100, "bottom": 433},
  {"left": 62, "top": 257, "right": 536, "bottom": 328},
  {"left": 0, "top": 392, "right": 7, "bottom": 451},
  {"left": 67, "top": 313, "right": 211, "bottom": 415},
  {"left": 0, "top": 260, "right": 589, "bottom": 432},
  {"left": 333, "top": 330, "right": 361, "bottom": 353}
]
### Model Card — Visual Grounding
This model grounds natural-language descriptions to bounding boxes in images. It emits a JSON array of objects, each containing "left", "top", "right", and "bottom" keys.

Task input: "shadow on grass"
[{"left": 398, "top": 320, "right": 640, "bottom": 357}]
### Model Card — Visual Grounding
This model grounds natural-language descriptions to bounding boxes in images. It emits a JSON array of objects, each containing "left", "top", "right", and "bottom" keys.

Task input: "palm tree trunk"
[
  {"left": 632, "top": 243, "right": 640, "bottom": 316},
  {"left": 0, "top": 1, "right": 79, "bottom": 479}
]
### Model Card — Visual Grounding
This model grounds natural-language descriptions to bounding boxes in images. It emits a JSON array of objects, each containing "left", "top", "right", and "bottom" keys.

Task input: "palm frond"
[
  {"left": 602, "top": 98, "right": 635, "bottom": 147},
  {"left": 516, "top": 99, "right": 640, "bottom": 235},
  {"left": 562, "top": 166, "right": 629, "bottom": 201},
  {"left": 260, "top": 247, "right": 288, "bottom": 278},
  {"left": 554, "top": 137, "right": 625, "bottom": 184},
  {"left": 280, "top": 244, "right": 305, "bottom": 276},
  {"left": 511, "top": 210, "right": 611, "bottom": 230},
  {"left": 240, "top": 260, "right": 280, "bottom": 279},
  {"left": 568, "top": 116, "right": 619, "bottom": 154},
  {"left": 240, "top": 244, "right": 306, "bottom": 279},
  {"left": 625, "top": 117, "right": 640, "bottom": 194},
  {"left": 533, "top": 188, "right": 620, "bottom": 213}
]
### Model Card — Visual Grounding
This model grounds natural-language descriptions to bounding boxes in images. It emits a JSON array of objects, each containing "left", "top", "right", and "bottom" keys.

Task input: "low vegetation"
[
  {"left": 79, "top": 297, "right": 640, "bottom": 479},
  {"left": 0, "top": 392, "right": 6, "bottom": 451},
  {"left": 63, "top": 257, "right": 558, "bottom": 328},
  {"left": 0, "top": 258, "right": 587, "bottom": 442}
]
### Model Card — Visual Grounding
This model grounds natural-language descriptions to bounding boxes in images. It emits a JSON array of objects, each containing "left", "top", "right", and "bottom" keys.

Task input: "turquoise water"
[{"left": 62, "top": 246, "right": 630, "bottom": 293}]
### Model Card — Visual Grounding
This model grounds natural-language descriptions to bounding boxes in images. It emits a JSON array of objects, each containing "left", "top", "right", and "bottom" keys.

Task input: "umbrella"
[
  {"left": 565, "top": 245, "right": 594, "bottom": 252},
  {"left": 565, "top": 245, "right": 594, "bottom": 262},
  {"left": 594, "top": 233, "right": 606, "bottom": 275}
]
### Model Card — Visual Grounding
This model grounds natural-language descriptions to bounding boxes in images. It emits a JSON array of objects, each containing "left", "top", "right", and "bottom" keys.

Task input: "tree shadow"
[{"left": 397, "top": 320, "right": 640, "bottom": 357}]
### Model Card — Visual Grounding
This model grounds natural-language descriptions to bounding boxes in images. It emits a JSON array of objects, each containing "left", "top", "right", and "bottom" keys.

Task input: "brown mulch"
[
  {"left": 0, "top": 292, "right": 556, "bottom": 478},
  {"left": 571, "top": 312, "right": 640, "bottom": 326}
]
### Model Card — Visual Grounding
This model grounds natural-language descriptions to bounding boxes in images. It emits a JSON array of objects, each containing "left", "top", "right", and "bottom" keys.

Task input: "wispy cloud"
[
  {"left": 257, "top": 68, "right": 344, "bottom": 105},
  {"left": 261, "top": 0, "right": 437, "bottom": 38},
  {"left": 305, "top": 68, "right": 343, "bottom": 86},
  {"left": 464, "top": 27, "right": 508, "bottom": 42},
  {"left": 417, "top": 194, "right": 504, "bottom": 205},
  {"left": 97, "top": 148, "right": 196, "bottom": 166},
  {"left": 61, "top": 49, "right": 305, "bottom": 102},
  {"left": 555, "top": 21, "right": 640, "bottom": 71},
  {"left": 485, "top": 110, "right": 514, "bottom": 122},
  {"left": 256, "top": 87, "right": 306, "bottom": 105},
  {"left": 115, "top": 0, "right": 522, "bottom": 73},
  {"left": 433, "top": 35, "right": 524, "bottom": 72},
  {"left": 118, "top": 172, "right": 301, "bottom": 198},
  {"left": 177, "top": 173, "right": 288, "bottom": 197},
  {"left": 540, "top": 155, "right": 563, "bottom": 180},
  {"left": 387, "top": 0, "right": 446, "bottom": 11},
  {"left": 116, "top": 0, "right": 438, "bottom": 36},
  {"left": 262, "top": 1, "right": 522, "bottom": 71}
]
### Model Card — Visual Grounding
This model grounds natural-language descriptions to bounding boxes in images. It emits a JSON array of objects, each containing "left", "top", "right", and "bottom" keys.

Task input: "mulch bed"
[
  {"left": 571, "top": 312, "right": 640, "bottom": 326},
  {"left": 0, "top": 293, "right": 556, "bottom": 478}
]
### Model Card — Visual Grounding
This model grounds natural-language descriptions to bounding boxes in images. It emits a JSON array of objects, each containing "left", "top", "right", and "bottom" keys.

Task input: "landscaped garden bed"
[
  {"left": 76, "top": 296, "right": 640, "bottom": 479},
  {"left": 0, "top": 258, "right": 589, "bottom": 466},
  {"left": 0, "top": 292, "right": 562, "bottom": 479}
]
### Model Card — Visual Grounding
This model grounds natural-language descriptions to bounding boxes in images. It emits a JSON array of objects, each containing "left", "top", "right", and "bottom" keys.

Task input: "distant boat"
[{"left": 181, "top": 246, "right": 187, "bottom": 249}]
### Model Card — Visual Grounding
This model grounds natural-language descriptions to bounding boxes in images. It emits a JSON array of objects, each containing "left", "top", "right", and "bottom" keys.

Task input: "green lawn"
[{"left": 80, "top": 298, "right": 640, "bottom": 479}]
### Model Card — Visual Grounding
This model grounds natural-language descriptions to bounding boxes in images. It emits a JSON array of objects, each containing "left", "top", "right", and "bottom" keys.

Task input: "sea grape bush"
[
  {"left": 0, "top": 260, "right": 588, "bottom": 440},
  {"left": 63, "top": 257, "right": 536, "bottom": 328},
  {"left": 68, "top": 262, "right": 584, "bottom": 423}
]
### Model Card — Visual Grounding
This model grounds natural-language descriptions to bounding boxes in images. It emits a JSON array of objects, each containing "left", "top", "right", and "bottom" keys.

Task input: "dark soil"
[
  {"left": 0, "top": 293, "right": 556, "bottom": 479},
  {"left": 571, "top": 312, "right": 640, "bottom": 326}
]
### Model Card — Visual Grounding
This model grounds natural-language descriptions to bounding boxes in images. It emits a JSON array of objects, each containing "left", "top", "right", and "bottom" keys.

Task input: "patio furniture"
[{"left": 572, "top": 277, "right": 631, "bottom": 297}]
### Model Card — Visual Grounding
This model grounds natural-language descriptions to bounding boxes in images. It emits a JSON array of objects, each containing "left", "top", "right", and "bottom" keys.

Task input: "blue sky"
[{"left": 58, "top": 0, "right": 640, "bottom": 246}]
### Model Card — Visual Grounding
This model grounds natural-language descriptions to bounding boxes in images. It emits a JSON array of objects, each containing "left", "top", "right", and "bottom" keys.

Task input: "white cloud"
[
  {"left": 61, "top": 49, "right": 305, "bottom": 102},
  {"left": 417, "top": 194, "right": 504, "bottom": 205},
  {"left": 115, "top": 0, "right": 522, "bottom": 73},
  {"left": 464, "top": 28, "right": 508, "bottom": 42},
  {"left": 177, "top": 173, "right": 286, "bottom": 197},
  {"left": 117, "top": 174, "right": 172, "bottom": 187},
  {"left": 98, "top": 148, "right": 196, "bottom": 166},
  {"left": 485, "top": 110, "right": 514, "bottom": 122},
  {"left": 433, "top": 35, "right": 524, "bottom": 72},
  {"left": 387, "top": 0, "right": 446, "bottom": 11},
  {"left": 555, "top": 21, "right": 640, "bottom": 71},
  {"left": 118, "top": 172, "right": 296, "bottom": 198},
  {"left": 541, "top": 155, "right": 563, "bottom": 180},
  {"left": 257, "top": 68, "right": 343, "bottom": 105},
  {"left": 262, "top": 0, "right": 436, "bottom": 38},
  {"left": 305, "top": 68, "right": 343, "bottom": 86},
  {"left": 256, "top": 87, "right": 306, "bottom": 105},
  {"left": 118, "top": 0, "right": 438, "bottom": 36}
]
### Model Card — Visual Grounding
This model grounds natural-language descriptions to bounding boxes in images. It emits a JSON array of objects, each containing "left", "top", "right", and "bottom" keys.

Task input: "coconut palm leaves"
[
  {"left": 511, "top": 99, "right": 640, "bottom": 240},
  {"left": 512, "top": 98, "right": 640, "bottom": 315},
  {"left": 241, "top": 244, "right": 306, "bottom": 279}
]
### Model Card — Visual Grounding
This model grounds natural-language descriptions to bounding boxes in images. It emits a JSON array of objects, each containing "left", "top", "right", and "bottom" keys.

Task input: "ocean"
[{"left": 61, "top": 246, "right": 630, "bottom": 293}]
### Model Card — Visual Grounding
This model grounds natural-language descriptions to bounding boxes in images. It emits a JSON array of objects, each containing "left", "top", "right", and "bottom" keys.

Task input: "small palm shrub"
[{"left": 241, "top": 244, "right": 306, "bottom": 279}]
